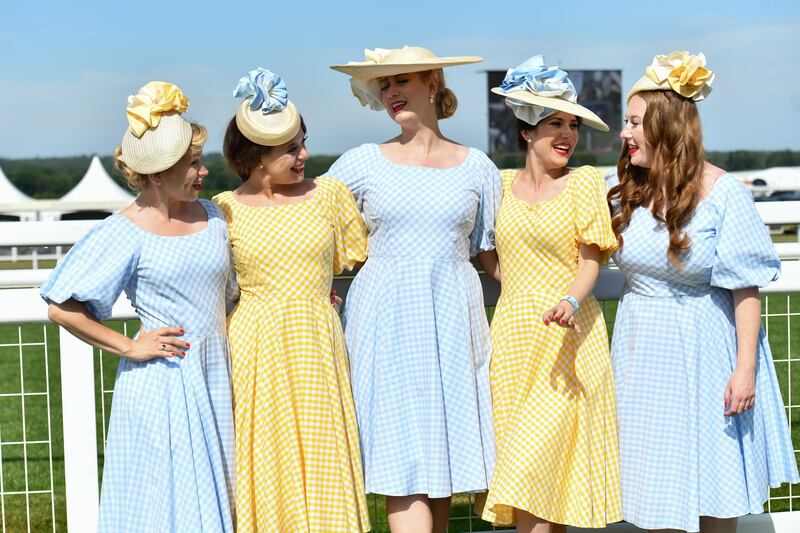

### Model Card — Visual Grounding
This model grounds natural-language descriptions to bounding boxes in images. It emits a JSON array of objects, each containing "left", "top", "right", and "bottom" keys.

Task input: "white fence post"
[{"left": 59, "top": 326, "right": 99, "bottom": 532}]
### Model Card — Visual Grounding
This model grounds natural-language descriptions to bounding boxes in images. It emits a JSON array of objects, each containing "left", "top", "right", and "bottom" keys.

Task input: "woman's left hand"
[
  {"left": 724, "top": 367, "right": 756, "bottom": 416},
  {"left": 543, "top": 300, "right": 581, "bottom": 334}
]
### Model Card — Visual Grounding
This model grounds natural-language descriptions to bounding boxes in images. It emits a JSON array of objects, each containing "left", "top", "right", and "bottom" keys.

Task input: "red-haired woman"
[{"left": 608, "top": 51, "right": 798, "bottom": 533}]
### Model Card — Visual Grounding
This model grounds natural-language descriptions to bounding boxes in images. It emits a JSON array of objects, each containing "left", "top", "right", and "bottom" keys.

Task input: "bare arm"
[
  {"left": 474, "top": 250, "right": 501, "bottom": 283},
  {"left": 724, "top": 287, "right": 760, "bottom": 416},
  {"left": 48, "top": 299, "right": 187, "bottom": 361},
  {"left": 543, "top": 243, "right": 601, "bottom": 334}
]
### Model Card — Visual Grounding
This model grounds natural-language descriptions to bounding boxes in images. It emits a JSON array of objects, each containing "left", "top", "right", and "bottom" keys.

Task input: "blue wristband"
[{"left": 561, "top": 295, "right": 580, "bottom": 313}]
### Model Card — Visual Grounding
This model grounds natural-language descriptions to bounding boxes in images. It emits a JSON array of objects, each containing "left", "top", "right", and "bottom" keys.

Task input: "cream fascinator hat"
[
  {"left": 330, "top": 46, "right": 483, "bottom": 110},
  {"left": 234, "top": 68, "right": 301, "bottom": 146},
  {"left": 491, "top": 55, "right": 609, "bottom": 132},
  {"left": 118, "top": 82, "right": 192, "bottom": 175},
  {"left": 628, "top": 51, "right": 714, "bottom": 102}
]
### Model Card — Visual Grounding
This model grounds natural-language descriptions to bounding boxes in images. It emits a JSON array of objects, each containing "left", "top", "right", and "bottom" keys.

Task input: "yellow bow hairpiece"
[
  {"left": 126, "top": 82, "right": 189, "bottom": 138},
  {"left": 645, "top": 51, "right": 714, "bottom": 101}
]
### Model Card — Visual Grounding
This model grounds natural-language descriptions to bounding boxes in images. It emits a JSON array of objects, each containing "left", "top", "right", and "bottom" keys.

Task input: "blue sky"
[{"left": 1, "top": 0, "right": 798, "bottom": 158}]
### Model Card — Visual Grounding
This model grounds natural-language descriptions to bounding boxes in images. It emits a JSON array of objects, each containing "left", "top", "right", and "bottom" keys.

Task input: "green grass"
[{"left": 0, "top": 299, "right": 798, "bottom": 530}]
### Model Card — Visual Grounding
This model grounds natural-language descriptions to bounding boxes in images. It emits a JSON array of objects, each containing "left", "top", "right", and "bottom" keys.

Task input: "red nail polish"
[
  {"left": 182, "top": 351, "right": 186, "bottom": 356},
  {"left": 186, "top": 342, "right": 190, "bottom": 348},
  {"left": 180, "top": 329, "right": 185, "bottom": 334}
]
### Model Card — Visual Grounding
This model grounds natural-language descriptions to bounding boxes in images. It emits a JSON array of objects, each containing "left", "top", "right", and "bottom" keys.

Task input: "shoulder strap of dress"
[{"left": 499, "top": 169, "right": 517, "bottom": 197}]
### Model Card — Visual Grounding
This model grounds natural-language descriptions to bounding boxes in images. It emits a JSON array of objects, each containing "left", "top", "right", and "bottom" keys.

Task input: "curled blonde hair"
[
  {"left": 114, "top": 123, "right": 208, "bottom": 190},
  {"left": 422, "top": 69, "right": 458, "bottom": 119}
]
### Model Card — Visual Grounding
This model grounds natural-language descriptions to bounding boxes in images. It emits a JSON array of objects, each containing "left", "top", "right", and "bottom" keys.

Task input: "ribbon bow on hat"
[
  {"left": 628, "top": 51, "right": 715, "bottom": 102},
  {"left": 348, "top": 48, "right": 401, "bottom": 111},
  {"left": 126, "top": 82, "right": 189, "bottom": 138},
  {"left": 490, "top": 55, "right": 609, "bottom": 131},
  {"left": 499, "top": 55, "right": 577, "bottom": 102},
  {"left": 233, "top": 68, "right": 288, "bottom": 114},
  {"left": 645, "top": 51, "right": 714, "bottom": 101}
]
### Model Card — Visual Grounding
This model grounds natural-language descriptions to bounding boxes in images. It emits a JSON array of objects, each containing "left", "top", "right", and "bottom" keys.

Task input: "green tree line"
[{"left": 2, "top": 149, "right": 799, "bottom": 200}]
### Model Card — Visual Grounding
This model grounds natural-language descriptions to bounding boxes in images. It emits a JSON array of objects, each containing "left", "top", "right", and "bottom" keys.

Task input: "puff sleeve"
[
  {"left": 572, "top": 166, "right": 618, "bottom": 263},
  {"left": 326, "top": 144, "right": 373, "bottom": 211},
  {"left": 468, "top": 153, "right": 502, "bottom": 257},
  {"left": 328, "top": 178, "right": 368, "bottom": 274},
  {"left": 40, "top": 216, "right": 140, "bottom": 320},
  {"left": 710, "top": 176, "right": 780, "bottom": 289}
]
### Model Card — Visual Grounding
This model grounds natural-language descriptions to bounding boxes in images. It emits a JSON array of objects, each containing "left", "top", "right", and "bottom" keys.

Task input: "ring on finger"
[{"left": 161, "top": 344, "right": 167, "bottom": 351}]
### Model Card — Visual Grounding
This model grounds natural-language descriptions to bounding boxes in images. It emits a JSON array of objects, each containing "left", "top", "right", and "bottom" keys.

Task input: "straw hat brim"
[
  {"left": 331, "top": 56, "right": 483, "bottom": 79},
  {"left": 491, "top": 87, "right": 609, "bottom": 132}
]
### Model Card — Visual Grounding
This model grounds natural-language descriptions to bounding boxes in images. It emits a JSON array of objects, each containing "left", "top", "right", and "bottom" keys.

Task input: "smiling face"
[
  {"left": 378, "top": 71, "right": 437, "bottom": 125},
  {"left": 621, "top": 95, "right": 651, "bottom": 168},
  {"left": 522, "top": 111, "right": 580, "bottom": 169},
  {"left": 156, "top": 145, "right": 208, "bottom": 201},
  {"left": 260, "top": 127, "right": 309, "bottom": 185}
]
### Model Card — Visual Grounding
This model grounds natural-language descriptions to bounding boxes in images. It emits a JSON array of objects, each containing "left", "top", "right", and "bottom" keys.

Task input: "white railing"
[
  {"left": 0, "top": 201, "right": 798, "bottom": 532},
  {"left": 0, "top": 269, "right": 798, "bottom": 532}
]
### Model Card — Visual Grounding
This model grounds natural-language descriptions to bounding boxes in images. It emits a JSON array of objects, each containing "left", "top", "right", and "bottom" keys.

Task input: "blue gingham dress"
[
  {"left": 41, "top": 200, "right": 235, "bottom": 533},
  {"left": 610, "top": 174, "right": 799, "bottom": 531},
  {"left": 327, "top": 143, "right": 499, "bottom": 497}
]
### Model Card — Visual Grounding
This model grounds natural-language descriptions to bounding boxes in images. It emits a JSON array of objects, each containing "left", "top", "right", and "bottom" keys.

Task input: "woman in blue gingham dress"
[
  {"left": 609, "top": 52, "right": 798, "bottom": 532},
  {"left": 327, "top": 47, "right": 499, "bottom": 530},
  {"left": 328, "top": 143, "right": 498, "bottom": 498},
  {"left": 41, "top": 83, "right": 235, "bottom": 532}
]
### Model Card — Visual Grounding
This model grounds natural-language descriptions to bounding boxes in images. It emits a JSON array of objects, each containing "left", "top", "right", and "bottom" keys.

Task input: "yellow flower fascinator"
[
  {"left": 628, "top": 51, "right": 714, "bottom": 102},
  {"left": 126, "top": 81, "right": 189, "bottom": 138}
]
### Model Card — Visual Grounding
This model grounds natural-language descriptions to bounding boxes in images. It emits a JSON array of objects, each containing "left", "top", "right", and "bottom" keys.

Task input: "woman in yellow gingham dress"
[
  {"left": 481, "top": 57, "right": 621, "bottom": 531},
  {"left": 214, "top": 69, "right": 370, "bottom": 532}
]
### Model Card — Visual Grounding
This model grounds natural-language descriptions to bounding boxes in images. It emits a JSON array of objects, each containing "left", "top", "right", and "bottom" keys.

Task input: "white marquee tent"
[{"left": 0, "top": 163, "right": 36, "bottom": 221}]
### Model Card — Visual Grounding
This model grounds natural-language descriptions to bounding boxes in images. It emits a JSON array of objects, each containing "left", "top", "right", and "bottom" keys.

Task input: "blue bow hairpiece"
[
  {"left": 499, "top": 55, "right": 577, "bottom": 103},
  {"left": 233, "top": 68, "right": 288, "bottom": 113}
]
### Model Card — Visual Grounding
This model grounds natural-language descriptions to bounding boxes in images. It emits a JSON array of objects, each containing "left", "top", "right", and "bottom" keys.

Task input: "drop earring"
[{"left": 429, "top": 95, "right": 434, "bottom": 104}]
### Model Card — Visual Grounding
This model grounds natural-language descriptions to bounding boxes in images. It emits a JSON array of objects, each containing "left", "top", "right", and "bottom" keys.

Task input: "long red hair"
[{"left": 608, "top": 90, "right": 705, "bottom": 266}]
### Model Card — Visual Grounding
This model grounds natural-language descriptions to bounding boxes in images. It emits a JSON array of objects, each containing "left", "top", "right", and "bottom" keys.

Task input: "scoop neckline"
[
  {"left": 116, "top": 200, "right": 211, "bottom": 238},
  {"left": 508, "top": 168, "right": 575, "bottom": 209},
  {"left": 373, "top": 143, "right": 473, "bottom": 170},
  {"left": 225, "top": 180, "right": 321, "bottom": 210}
]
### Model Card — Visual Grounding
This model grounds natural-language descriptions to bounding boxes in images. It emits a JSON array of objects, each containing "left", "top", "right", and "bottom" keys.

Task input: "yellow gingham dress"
[
  {"left": 214, "top": 177, "right": 370, "bottom": 532},
  {"left": 482, "top": 166, "right": 621, "bottom": 527}
]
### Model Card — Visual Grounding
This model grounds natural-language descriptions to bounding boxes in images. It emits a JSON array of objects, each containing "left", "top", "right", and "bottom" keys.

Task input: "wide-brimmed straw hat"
[
  {"left": 491, "top": 55, "right": 608, "bottom": 132},
  {"left": 118, "top": 81, "right": 193, "bottom": 175},
  {"left": 627, "top": 51, "right": 714, "bottom": 102},
  {"left": 233, "top": 68, "right": 301, "bottom": 146},
  {"left": 331, "top": 46, "right": 482, "bottom": 79},
  {"left": 331, "top": 46, "right": 483, "bottom": 110}
]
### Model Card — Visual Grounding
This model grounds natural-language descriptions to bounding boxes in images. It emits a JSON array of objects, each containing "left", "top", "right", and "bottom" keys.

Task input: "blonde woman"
[
  {"left": 329, "top": 46, "right": 499, "bottom": 533},
  {"left": 42, "top": 82, "right": 235, "bottom": 532}
]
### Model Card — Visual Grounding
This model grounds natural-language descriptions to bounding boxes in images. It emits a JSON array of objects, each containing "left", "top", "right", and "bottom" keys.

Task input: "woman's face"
[
  {"left": 157, "top": 146, "right": 208, "bottom": 201},
  {"left": 620, "top": 95, "right": 651, "bottom": 168},
  {"left": 523, "top": 111, "right": 580, "bottom": 170},
  {"left": 260, "top": 127, "right": 309, "bottom": 185},
  {"left": 378, "top": 72, "right": 436, "bottom": 124}
]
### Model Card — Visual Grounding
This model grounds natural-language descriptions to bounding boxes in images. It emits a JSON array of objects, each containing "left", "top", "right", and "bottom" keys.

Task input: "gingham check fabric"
[
  {"left": 214, "top": 177, "right": 371, "bottom": 532},
  {"left": 611, "top": 174, "right": 799, "bottom": 531},
  {"left": 327, "top": 143, "right": 499, "bottom": 497},
  {"left": 41, "top": 200, "right": 236, "bottom": 532},
  {"left": 482, "top": 167, "right": 621, "bottom": 527}
]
